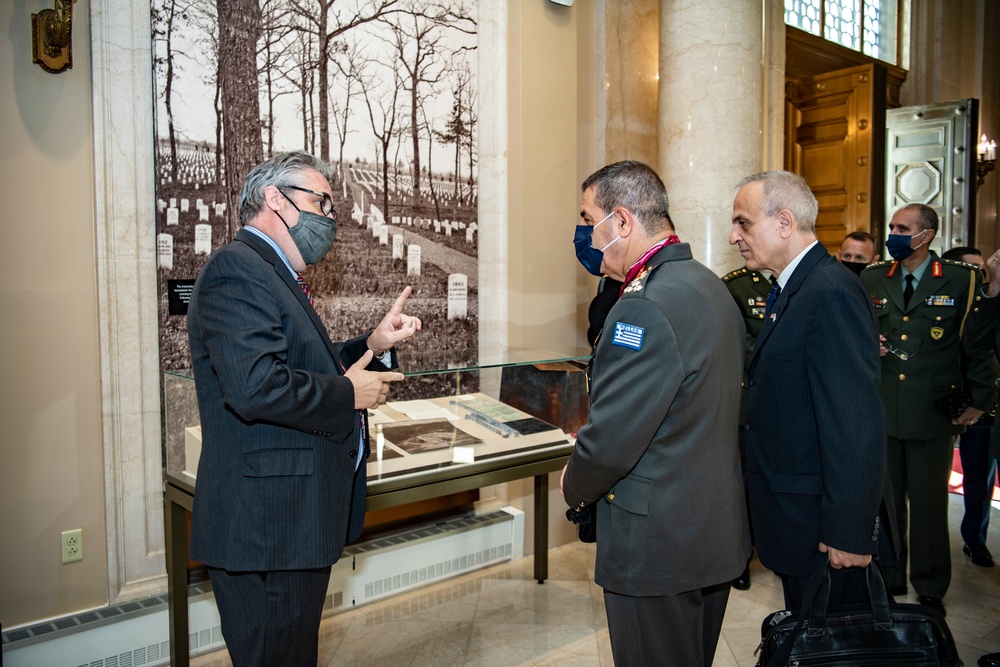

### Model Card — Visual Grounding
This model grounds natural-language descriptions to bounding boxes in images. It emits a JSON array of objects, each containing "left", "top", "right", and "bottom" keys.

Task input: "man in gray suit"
[
  {"left": 562, "top": 161, "right": 751, "bottom": 666},
  {"left": 188, "top": 151, "right": 420, "bottom": 666}
]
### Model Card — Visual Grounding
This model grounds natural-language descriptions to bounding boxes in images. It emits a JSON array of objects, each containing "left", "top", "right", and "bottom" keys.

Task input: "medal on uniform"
[{"left": 930, "top": 327, "right": 944, "bottom": 340}]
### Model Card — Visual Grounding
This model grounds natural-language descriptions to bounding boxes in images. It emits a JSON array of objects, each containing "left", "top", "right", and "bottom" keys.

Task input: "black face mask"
[{"left": 841, "top": 260, "right": 867, "bottom": 276}]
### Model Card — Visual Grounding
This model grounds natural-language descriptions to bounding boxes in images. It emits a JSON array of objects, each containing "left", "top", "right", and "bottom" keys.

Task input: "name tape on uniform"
[{"left": 612, "top": 322, "right": 644, "bottom": 350}]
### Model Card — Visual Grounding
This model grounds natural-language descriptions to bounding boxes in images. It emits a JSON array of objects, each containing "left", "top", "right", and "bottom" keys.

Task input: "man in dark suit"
[
  {"left": 730, "top": 170, "right": 896, "bottom": 610},
  {"left": 187, "top": 151, "right": 420, "bottom": 666},
  {"left": 562, "top": 161, "right": 750, "bottom": 665}
]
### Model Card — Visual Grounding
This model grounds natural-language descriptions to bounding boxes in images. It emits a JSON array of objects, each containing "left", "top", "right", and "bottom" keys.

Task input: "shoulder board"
[
  {"left": 622, "top": 261, "right": 663, "bottom": 295},
  {"left": 722, "top": 267, "right": 749, "bottom": 283},
  {"left": 864, "top": 260, "right": 894, "bottom": 270},
  {"left": 940, "top": 258, "right": 982, "bottom": 272}
]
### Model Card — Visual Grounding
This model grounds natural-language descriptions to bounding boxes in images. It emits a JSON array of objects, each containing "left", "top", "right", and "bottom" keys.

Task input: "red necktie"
[{"left": 296, "top": 274, "right": 314, "bottom": 307}]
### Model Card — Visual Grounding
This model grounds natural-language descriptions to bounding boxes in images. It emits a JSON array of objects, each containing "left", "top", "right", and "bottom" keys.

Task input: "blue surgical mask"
[
  {"left": 885, "top": 229, "right": 928, "bottom": 262},
  {"left": 573, "top": 211, "right": 618, "bottom": 276}
]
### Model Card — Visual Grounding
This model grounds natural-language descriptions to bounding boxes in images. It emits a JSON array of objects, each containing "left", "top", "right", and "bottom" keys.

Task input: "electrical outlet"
[{"left": 61, "top": 528, "right": 83, "bottom": 563}]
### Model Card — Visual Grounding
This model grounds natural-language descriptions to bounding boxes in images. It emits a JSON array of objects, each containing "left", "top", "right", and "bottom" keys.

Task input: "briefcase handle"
[
  {"left": 767, "top": 561, "right": 892, "bottom": 666},
  {"left": 806, "top": 562, "right": 893, "bottom": 632}
]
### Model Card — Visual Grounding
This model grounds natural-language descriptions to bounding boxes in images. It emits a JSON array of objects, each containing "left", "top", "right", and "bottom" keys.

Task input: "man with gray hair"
[
  {"left": 188, "top": 150, "right": 420, "bottom": 665},
  {"left": 563, "top": 161, "right": 750, "bottom": 664},
  {"left": 730, "top": 170, "right": 896, "bottom": 610}
]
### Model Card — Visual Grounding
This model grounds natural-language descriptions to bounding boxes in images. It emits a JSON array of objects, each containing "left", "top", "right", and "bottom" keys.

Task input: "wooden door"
[
  {"left": 786, "top": 64, "right": 886, "bottom": 252},
  {"left": 884, "top": 99, "right": 979, "bottom": 253}
]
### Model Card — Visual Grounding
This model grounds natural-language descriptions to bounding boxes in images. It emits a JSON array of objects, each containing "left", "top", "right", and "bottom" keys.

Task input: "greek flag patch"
[{"left": 612, "top": 322, "right": 644, "bottom": 350}]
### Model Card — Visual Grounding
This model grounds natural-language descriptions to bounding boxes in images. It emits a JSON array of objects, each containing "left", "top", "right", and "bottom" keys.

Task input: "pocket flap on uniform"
[
  {"left": 770, "top": 472, "right": 821, "bottom": 495},
  {"left": 607, "top": 474, "right": 652, "bottom": 516},
  {"left": 242, "top": 448, "right": 315, "bottom": 477}
]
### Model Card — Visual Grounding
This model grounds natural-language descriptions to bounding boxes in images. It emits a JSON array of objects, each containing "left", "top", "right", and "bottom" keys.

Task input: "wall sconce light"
[
  {"left": 978, "top": 133, "right": 997, "bottom": 188},
  {"left": 32, "top": 0, "right": 76, "bottom": 74}
]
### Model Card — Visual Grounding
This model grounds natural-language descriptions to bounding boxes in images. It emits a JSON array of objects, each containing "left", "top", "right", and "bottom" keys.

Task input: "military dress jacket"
[
  {"left": 187, "top": 229, "right": 395, "bottom": 572},
  {"left": 861, "top": 254, "right": 995, "bottom": 440},
  {"left": 723, "top": 267, "right": 772, "bottom": 421},
  {"left": 563, "top": 242, "right": 751, "bottom": 597}
]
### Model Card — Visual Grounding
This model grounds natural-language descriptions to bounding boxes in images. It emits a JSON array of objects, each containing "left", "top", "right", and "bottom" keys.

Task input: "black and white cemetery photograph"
[{"left": 152, "top": 0, "right": 480, "bottom": 395}]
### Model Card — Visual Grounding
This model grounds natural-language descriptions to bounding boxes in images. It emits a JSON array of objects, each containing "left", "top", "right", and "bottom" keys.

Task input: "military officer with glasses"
[{"left": 860, "top": 203, "right": 995, "bottom": 616}]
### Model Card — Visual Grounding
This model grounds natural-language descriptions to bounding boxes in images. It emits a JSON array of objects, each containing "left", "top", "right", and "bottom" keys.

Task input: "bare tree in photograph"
[
  {"left": 218, "top": 0, "right": 264, "bottom": 236},
  {"left": 361, "top": 59, "right": 403, "bottom": 219},
  {"left": 259, "top": 0, "right": 298, "bottom": 158},
  {"left": 282, "top": 29, "right": 318, "bottom": 154},
  {"left": 152, "top": 0, "right": 194, "bottom": 184},
  {"left": 187, "top": 1, "right": 223, "bottom": 184},
  {"left": 289, "top": 0, "right": 412, "bottom": 164},
  {"left": 330, "top": 38, "right": 367, "bottom": 192}
]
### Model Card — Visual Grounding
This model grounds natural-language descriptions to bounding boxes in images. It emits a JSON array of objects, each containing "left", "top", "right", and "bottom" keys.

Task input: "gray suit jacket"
[
  {"left": 187, "top": 229, "right": 393, "bottom": 571},
  {"left": 563, "top": 243, "right": 751, "bottom": 596}
]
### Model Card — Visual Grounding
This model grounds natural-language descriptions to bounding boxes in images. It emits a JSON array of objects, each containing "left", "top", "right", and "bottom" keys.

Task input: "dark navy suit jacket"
[
  {"left": 745, "top": 243, "right": 897, "bottom": 578},
  {"left": 187, "top": 228, "right": 393, "bottom": 571}
]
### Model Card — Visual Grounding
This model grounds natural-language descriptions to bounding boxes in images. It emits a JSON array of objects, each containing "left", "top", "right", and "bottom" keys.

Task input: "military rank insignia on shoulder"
[
  {"left": 722, "top": 267, "right": 749, "bottom": 283},
  {"left": 623, "top": 266, "right": 651, "bottom": 294}
]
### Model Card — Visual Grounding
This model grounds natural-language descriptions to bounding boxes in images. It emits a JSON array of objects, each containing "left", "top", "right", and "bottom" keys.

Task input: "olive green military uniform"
[
  {"left": 723, "top": 267, "right": 771, "bottom": 552},
  {"left": 861, "top": 254, "right": 996, "bottom": 598},
  {"left": 722, "top": 267, "right": 772, "bottom": 422}
]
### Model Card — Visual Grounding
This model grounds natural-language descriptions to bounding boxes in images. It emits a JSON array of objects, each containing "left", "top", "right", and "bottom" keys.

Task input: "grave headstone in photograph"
[
  {"left": 198, "top": 205, "right": 209, "bottom": 222},
  {"left": 166, "top": 207, "right": 179, "bottom": 226},
  {"left": 434, "top": 220, "right": 441, "bottom": 233},
  {"left": 466, "top": 227, "right": 475, "bottom": 243},
  {"left": 392, "top": 234, "right": 404, "bottom": 260},
  {"left": 448, "top": 274, "right": 468, "bottom": 320},
  {"left": 407, "top": 244, "right": 421, "bottom": 277},
  {"left": 181, "top": 199, "right": 190, "bottom": 213},
  {"left": 379, "top": 227, "right": 388, "bottom": 245},
  {"left": 194, "top": 224, "right": 212, "bottom": 255},
  {"left": 169, "top": 197, "right": 177, "bottom": 208},
  {"left": 157, "top": 234, "right": 174, "bottom": 270}
]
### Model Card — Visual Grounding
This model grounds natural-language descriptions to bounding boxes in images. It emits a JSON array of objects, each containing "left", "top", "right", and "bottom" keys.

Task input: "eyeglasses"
[
  {"left": 883, "top": 328, "right": 920, "bottom": 361},
  {"left": 279, "top": 185, "right": 337, "bottom": 219}
]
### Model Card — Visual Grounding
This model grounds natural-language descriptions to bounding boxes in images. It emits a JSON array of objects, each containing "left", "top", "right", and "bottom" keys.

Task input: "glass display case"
[
  {"left": 164, "top": 346, "right": 591, "bottom": 491},
  {"left": 163, "top": 347, "right": 591, "bottom": 667}
]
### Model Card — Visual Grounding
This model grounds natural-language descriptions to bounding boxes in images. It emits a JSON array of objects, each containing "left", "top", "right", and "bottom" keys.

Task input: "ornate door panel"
[
  {"left": 786, "top": 64, "right": 886, "bottom": 253},
  {"left": 884, "top": 99, "right": 978, "bottom": 253}
]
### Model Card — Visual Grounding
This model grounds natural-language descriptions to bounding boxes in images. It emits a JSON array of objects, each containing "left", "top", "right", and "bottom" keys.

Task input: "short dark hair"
[
  {"left": 582, "top": 161, "right": 673, "bottom": 234},
  {"left": 239, "top": 151, "right": 333, "bottom": 225},
  {"left": 941, "top": 246, "right": 982, "bottom": 262},
  {"left": 844, "top": 230, "right": 877, "bottom": 247},
  {"left": 897, "top": 203, "right": 939, "bottom": 232}
]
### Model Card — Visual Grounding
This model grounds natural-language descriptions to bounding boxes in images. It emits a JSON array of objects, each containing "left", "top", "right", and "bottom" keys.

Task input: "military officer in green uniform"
[
  {"left": 861, "top": 203, "right": 996, "bottom": 616},
  {"left": 722, "top": 266, "right": 771, "bottom": 590}
]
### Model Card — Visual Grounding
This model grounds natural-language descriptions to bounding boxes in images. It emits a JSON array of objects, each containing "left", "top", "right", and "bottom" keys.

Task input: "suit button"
[
  {"left": 349, "top": 450, "right": 357, "bottom": 459},
  {"left": 899, "top": 374, "right": 906, "bottom": 381},
  {"left": 901, "top": 334, "right": 908, "bottom": 341},
  {"left": 745, "top": 423, "right": 751, "bottom": 431},
  {"left": 903, "top": 316, "right": 910, "bottom": 322}
]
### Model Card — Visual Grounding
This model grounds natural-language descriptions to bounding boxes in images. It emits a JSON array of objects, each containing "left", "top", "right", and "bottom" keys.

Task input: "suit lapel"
[
  {"left": 235, "top": 229, "right": 345, "bottom": 369},
  {"left": 753, "top": 243, "right": 826, "bottom": 356}
]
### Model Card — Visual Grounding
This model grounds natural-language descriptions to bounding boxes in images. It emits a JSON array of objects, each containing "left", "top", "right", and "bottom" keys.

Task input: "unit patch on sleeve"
[{"left": 612, "top": 322, "right": 644, "bottom": 350}]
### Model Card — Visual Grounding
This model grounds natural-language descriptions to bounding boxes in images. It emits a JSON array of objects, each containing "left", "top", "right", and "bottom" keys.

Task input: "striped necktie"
[{"left": 296, "top": 274, "right": 314, "bottom": 307}]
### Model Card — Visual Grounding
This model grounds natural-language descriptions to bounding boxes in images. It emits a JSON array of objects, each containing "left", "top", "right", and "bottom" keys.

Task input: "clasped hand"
[
  {"left": 346, "top": 286, "right": 421, "bottom": 410},
  {"left": 819, "top": 542, "right": 872, "bottom": 569}
]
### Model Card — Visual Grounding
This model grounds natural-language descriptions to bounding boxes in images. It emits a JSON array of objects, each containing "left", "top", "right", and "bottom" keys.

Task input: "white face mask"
[{"left": 593, "top": 211, "right": 620, "bottom": 253}]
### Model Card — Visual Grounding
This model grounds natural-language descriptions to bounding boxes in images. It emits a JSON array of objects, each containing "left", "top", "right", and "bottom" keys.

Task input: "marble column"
[{"left": 658, "top": 0, "right": 765, "bottom": 275}]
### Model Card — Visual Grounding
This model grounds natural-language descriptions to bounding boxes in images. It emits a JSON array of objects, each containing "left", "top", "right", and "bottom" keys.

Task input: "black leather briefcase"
[{"left": 756, "top": 563, "right": 962, "bottom": 666}]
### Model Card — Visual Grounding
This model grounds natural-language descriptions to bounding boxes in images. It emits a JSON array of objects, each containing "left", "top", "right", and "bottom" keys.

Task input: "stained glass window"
[{"left": 785, "top": 0, "right": 898, "bottom": 65}]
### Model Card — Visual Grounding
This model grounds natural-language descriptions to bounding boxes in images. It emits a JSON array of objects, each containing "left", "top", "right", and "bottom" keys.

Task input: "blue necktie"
[{"left": 765, "top": 282, "right": 781, "bottom": 317}]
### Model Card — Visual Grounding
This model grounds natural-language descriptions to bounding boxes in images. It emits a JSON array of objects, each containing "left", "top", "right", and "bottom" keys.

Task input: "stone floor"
[{"left": 192, "top": 494, "right": 1000, "bottom": 666}]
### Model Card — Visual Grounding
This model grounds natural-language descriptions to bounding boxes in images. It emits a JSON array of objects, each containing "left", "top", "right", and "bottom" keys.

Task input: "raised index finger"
[{"left": 389, "top": 286, "right": 413, "bottom": 316}]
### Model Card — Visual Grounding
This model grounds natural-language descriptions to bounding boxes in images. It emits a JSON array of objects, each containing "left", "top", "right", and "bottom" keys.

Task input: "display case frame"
[{"left": 163, "top": 347, "right": 590, "bottom": 666}]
